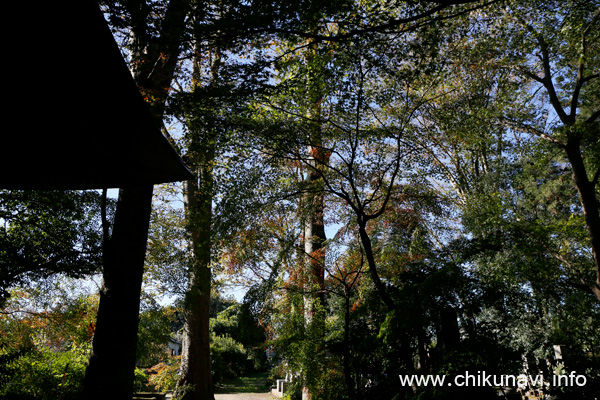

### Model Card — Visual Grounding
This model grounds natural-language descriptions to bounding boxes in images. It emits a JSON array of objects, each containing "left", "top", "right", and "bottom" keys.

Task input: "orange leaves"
[
  {"left": 139, "top": 87, "right": 160, "bottom": 105},
  {"left": 158, "top": 51, "right": 170, "bottom": 64},
  {"left": 284, "top": 262, "right": 310, "bottom": 290},
  {"left": 351, "top": 298, "right": 361, "bottom": 312},
  {"left": 1, "top": 289, "right": 99, "bottom": 354},
  {"left": 146, "top": 357, "right": 181, "bottom": 392},
  {"left": 86, "top": 322, "right": 96, "bottom": 339},
  {"left": 220, "top": 227, "right": 274, "bottom": 274},
  {"left": 309, "top": 145, "right": 332, "bottom": 162},
  {"left": 308, "top": 247, "right": 326, "bottom": 264}
]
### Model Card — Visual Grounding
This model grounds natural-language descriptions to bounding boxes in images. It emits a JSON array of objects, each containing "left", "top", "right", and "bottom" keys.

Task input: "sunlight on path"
[{"left": 214, "top": 393, "right": 275, "bottom": 400}]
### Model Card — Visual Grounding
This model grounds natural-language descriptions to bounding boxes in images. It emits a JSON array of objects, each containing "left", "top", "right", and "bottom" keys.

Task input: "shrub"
[
  {"left": 147, "top": 357, "right": 181, "bottom": 392},
  {"left": 0, "top": 345, "right": 87, "bottom": 400},
  {"left": 134, "top": 368, "right": 150, "bottom": 392},
  {"left": 211, "top": 335, "right": 248, "bottom": 385},
  {"left": 247, "top": 346, "right": 269, "bottom": 372}
]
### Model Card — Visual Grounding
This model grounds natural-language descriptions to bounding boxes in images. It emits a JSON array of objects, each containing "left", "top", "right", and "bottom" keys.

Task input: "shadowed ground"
[
  {"left": 214, "top": 372, "right": 275, "bottom": 399},
  {"left": 214, "top": 394, "right": 274, "bottom": 400}
]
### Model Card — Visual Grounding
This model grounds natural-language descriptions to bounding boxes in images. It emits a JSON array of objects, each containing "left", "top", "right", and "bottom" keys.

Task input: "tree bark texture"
[
  {"left": 564, "top": 138, "right": 600, "bottom": 302},
  {"left": 302, "top": 33, "right": 328, "bottom": 317},
  {"left": 304, "top": 157, "right": 327, "bottom": 309},
  {"left": 179, "top": 155, "right": 215, "bottom": 400},
  {"left": 176, "top": 31, "right": 221, "bottom": 400},
  {"left": 300, "top": 36, "right": 329, "bottom": 400},
  {"left": 80, "top": 185, "right": 153, "bottom": 400}
]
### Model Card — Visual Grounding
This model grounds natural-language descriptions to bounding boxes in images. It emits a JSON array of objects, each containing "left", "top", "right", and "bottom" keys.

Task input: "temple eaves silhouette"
[{"left": 1, "top": 1, "right": 193, "bottom": 189}]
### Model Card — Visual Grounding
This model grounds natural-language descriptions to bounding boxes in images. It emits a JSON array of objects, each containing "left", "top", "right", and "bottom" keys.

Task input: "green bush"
[
  {"left": 147, "top": 358, "right": 181, "bottom": 392},
  {"left": 211, "top": 335, "right": 249, "bottom": 385},
  {"left": 0, "top": 345, "right": 87, "bottom": 400},
  {"left": 247, "top": 346, "right": 269, "bottom": 372},
  {"left": 134, "top": 367, "right": 150, "bottom": 392},
  {"left": 281, "top": 379, "right": 302, "bottom": 400}
]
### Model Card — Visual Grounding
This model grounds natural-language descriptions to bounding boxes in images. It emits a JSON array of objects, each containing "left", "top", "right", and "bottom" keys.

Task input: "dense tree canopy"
[{"left": 0, "top": 190, "right": 107, "bottom": 306}]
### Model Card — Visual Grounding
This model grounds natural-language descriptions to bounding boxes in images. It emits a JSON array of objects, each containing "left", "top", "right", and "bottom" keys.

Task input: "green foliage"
[
  {"left": 145, "top": 184, "right": 188, "bottom": 302},
  {"left": 133, "top": 367, "right": 151, "bottom": 392},
  {"left": 210, "top": 300, "right": 268, "bottom": 387},
  {"left": 3, "top": 1, "right": 598, "bottom": 399},
  {"left": 281, "top": 379, "right": 303, "bottom": 400},
  {"left": 188, "top": 0, "right": 600, "bottom": 397},
  {"left": 147, "top": 359, "right": 181, "bottom": 392},
  {"left": 0, "top": 343, "right": 88, "bottom": 400},
  {"left": 211, "top": 334, "right": 249, "bottom": 383},
  {"left": 137, "top": 295, "right": 175, "bottom": 367},
  {"left": 0, "top": 190, "right": 108, "bottom": 305},
  {"left": 0, "top": 283, "right": 100, "bottom": 400}
]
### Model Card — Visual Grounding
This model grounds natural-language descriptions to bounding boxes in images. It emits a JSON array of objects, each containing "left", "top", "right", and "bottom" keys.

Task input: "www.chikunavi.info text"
[{"left": 399, "top": 371, "right": 587, "bottom": 388}]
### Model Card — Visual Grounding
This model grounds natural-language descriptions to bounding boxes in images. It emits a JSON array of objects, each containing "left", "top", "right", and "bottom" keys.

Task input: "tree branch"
[
  {"left": 499, "top": 118, "right": 566, "bottom": 148},
  {"left": 217, "top": 0, "right": 497, "bottom": 44},
  {"left": 592, "top": 166, "right": 600, "bottom": 187},
  {"left": 540, "top": 46, "right": 571, "bottom": 124},
  {"left": 586, "top": 109, "right": 600, "bottom": 124},
  {"left": 509, "top": 9, "right": 570, "bottom": 124},
  {"left": 570, "top": 7, "right": 600, "bottom": 119}
]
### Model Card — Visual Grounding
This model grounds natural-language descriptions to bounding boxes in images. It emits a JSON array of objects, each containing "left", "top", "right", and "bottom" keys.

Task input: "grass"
[{"left": 215, "top": 371, "right": 270, "bottom": 394}]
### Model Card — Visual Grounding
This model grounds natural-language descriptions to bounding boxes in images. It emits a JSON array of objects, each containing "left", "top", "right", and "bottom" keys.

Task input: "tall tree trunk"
[
  {"left": 564, "top": 138, "right": 600, "bottom": 301},
  {"left": 301, "top": 36, "right": 329, "bottom": 400},
  {"left": 80, "top": 185, "right": 153, "bottom": 400},
  {"left": 178, "top": 41, "right": 219, "bottom": 400},
  {"left": 304, "top": 153, "right": 327, "bottom": 308},
  {"left": 343, "top": 286, "right": 355, "bottom": 400},
  {"left": 303, "top": 35, "right": 327, "bottom": 305},
  {"left": 179, "top": 172, "right": 214, "bottom": 400}
]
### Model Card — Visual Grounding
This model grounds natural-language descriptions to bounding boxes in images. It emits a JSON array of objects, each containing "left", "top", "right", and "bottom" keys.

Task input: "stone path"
[{"left": 214, "top": 393, "right": 275, "bottom": 400}]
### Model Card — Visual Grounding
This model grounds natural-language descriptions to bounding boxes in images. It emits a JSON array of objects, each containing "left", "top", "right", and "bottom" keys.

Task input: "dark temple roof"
[{"left": 1, "top": 1, "right": 193, "bottom": 189}]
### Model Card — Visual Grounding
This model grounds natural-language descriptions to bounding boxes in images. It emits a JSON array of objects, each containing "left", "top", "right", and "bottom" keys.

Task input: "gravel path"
[{"left": 214, "top": 393, "right": 276, "bottom": 400}]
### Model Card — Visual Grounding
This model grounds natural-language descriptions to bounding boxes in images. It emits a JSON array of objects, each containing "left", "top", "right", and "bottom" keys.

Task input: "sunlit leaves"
[{"left": 145, "top": 184, "right": 188, "bottom": 303}]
